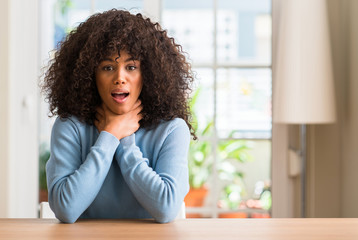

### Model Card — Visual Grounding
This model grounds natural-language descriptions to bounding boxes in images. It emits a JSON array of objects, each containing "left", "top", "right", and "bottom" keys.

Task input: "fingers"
[
  {"left": 94, "top": 105, "right": 105, "bottom": 132},
  {"left": 130, "top": 99, "right": 143, "bottom": 117},
  {"left": 136, "top": 112, "right": 143, "bottom": 122},
  {"left": 96, "top": 104, "right": 105, "bottom": 116},
  {"left": 95, "top": 106, "right": 104, "bottom": 123},
  {"left": 133, "top": 99, "right": 142, "bottom": 110},
  {"left": 98, "top": 103, "right": 109, "bottom": 115},
  {"left": 135, "top": 106, "right": 143, "bottom": 119}
]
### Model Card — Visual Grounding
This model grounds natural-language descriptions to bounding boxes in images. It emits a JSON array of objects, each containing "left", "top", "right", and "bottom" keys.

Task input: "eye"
[
  {"left": 102, "top": 65, "right": 114, "bottom": 71},
  {"left": 126, "top": 65, "right": 137, "bottom": 71}
]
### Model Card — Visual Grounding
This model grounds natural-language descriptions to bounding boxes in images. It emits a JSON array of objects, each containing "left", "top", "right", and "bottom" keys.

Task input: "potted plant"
[
  {"left": 39, "top": 143, "right": 50, "bottom": 202},
  {"left": 185, "top": 121, "right": 213, "bottom": 207},
  {"left": 185, "top": 88, "right": 253, "bottom": 218},
  {"left": 217, "top": 139, "right": 252, "bottom": 218},
  {"left": 247, "top": 180, "right": 272, "bottom": 218},
  {"left": 184, "top": 89, "right": 213, "bottom": 218}
]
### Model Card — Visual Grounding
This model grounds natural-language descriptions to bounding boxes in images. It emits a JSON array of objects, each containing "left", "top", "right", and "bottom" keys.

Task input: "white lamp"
[{"left": 273, "top": 0, "right": 336, "bottom": 217}]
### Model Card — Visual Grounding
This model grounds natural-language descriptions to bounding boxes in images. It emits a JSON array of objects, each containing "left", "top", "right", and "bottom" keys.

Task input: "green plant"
[
  {"left": 255, "top": 180, "right": 272, "bottom": 210},
  {"left": 218, "top": 139, "right": 252, "bottom": 210},
  {"left": 188, "top": 121, "right": 213, "bottom": 189},
  {"left": 188, "top": 87, "right": 253, "bottom": 210},
  {"left": 39, "top": 143, "right": 50, "bottom": 191},
  {"left": 188, "top": 88, "right": 213, "bottom": 189},
  {"left": 220, "top": 182, "right": 244, "bottom": 210},
  {"left": 260, "top": 188, "right": 272, "bottom": 210}
]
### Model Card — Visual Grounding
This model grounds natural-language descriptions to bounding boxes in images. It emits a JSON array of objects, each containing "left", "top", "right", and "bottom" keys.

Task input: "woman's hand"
[{"left": 94, "top": 100, "right": 143, "bottom": 140}]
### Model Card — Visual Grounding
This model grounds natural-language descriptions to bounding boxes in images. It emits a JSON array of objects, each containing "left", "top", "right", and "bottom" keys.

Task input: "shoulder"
[
  {"left": 52, "top": 116, "right": 88, "bottom": 136},
  {"left": 140, "top": 118, "right": 189, "bottom": 141},
  {"left": 152, "top": 118, "right": 190, "bottom": 146},
  {"left": 156, "top": 118, "right": 189, "bottom": 136},
  {"left": 154, "top": 118, "right": 191, "bottom": 155}
]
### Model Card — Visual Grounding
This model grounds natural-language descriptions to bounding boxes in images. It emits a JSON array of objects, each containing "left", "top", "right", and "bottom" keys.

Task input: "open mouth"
[
  {"left": 111, "top": 92, "right": 129, "bottom": 103},
  {"left": 111, "top": 92, "right": 129, "bottom": 99}
]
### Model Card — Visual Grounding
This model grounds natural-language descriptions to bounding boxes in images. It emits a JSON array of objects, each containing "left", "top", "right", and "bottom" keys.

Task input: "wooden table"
[{"left": 0, "top": 218, "right": 357, "bottom": 240}]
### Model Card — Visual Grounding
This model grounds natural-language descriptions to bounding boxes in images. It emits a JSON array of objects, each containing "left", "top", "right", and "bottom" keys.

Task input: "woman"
[{"left": 42, "top": 9, "right": 195, "bottom": 223}]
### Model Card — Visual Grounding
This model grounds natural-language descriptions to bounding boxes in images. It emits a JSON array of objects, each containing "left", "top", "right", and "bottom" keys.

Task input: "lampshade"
[{"left": 273, "top": 0, "right": 336, "bottom": 124}]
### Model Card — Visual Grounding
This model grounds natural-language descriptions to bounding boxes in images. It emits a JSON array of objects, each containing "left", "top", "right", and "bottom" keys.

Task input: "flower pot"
[
  {"left": 184, "top": 186, "right": 208, "bottom": 218},
  {"left": 39, "top": 189, "right": 48, "bottom": 203},
  {"left": 218, "top": 212, "right": 248, "bottom": 218},
  {"left": 185, "top": 186, "right": 208, "bottom": 207},
  {"left": 251, "top": 212, "right": 271, "bottom": 218}
]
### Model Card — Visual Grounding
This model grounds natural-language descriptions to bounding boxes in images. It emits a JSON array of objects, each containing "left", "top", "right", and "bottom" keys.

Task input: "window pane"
[
  {"left": 191, "top": 68, "right": 214, "bottom": 133},
  {"left": 216, "top": 68, "right": 272, "bottom": 139},
  {"left": 162, "top": 0, "right": 214, "bottom": 65},
  {"left": 95, "top": 0, "right": 143, "bottom": 13},
  {"left": 54, "top": 0, "right": 144, "bottom": 47},
  {"left": 54, "top": 0, "right": 91, "bottom": 46},
  {"left": 217, "top": 0, "right": 271, "bottom": 65}
]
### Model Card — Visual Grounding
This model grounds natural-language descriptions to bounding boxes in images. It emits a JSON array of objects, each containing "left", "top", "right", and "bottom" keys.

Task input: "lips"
[{"left": 111, "top": 89, "right": 129, "bottom": 103}]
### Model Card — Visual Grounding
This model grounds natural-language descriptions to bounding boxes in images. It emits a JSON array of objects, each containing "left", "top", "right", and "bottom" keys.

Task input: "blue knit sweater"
[{"left": 46, "top": 116, "right": 190, "bottom": 223}]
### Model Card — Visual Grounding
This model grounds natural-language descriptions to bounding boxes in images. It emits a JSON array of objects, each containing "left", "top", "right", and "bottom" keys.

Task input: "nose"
[
  {"left": 114, "top": 79, "right": 125, "bottom": 85},
  {"left": 113, "top": 68, "right": 126, "bottom": 85}
]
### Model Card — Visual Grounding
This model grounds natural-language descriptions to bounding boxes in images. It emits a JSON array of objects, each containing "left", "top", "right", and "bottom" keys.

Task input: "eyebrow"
[{"left": 102, "top": 56, "right": 138, "bottom": 63}]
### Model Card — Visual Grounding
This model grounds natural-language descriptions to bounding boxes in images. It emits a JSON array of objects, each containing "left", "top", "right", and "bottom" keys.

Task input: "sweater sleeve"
[
  {"left": 115, "top": 119, "right": 190, "bottom": 223},
  {"left": 46, "top": 118, "right": 119, "bottom": 223}
]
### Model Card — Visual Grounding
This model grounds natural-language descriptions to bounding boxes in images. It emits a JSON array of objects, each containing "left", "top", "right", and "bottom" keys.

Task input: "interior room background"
[{"left": 0, "top": 0, "right": 357, "bottom": 218}]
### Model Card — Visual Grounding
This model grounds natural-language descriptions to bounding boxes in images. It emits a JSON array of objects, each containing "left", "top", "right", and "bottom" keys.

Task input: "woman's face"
[{"left": 96, "top": 50, "right": 143, "bottom": 115}]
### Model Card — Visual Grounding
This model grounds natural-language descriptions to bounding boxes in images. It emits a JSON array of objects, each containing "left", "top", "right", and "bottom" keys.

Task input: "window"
[
  {"left": 162, "top": 0, "right": 272, "bottom": 218},
  {"left": 39, "top": 0, "right": 272, "bottom": 218}
]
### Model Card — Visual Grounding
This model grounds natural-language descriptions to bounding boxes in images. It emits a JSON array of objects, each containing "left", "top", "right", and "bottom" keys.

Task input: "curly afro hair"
[{"left": 42, "top": 9, "right": 196, "bottom": 139}]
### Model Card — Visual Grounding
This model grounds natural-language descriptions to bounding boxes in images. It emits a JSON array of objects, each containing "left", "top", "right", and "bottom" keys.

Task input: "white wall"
[
  {"left": 306, "top": 0, "right": 345, "bottom": 218},
  {"left": 0, "top": 0, "right": 39, "bottom": 217},
  {"left": 341, "top": 0, "right": 358, "bottom": 217},
  {"left": 0, "top": 0, "right": 10, "bottom": 217},
  {"left": 307, "top": 0, "right": 358, "bottom": 217}
]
